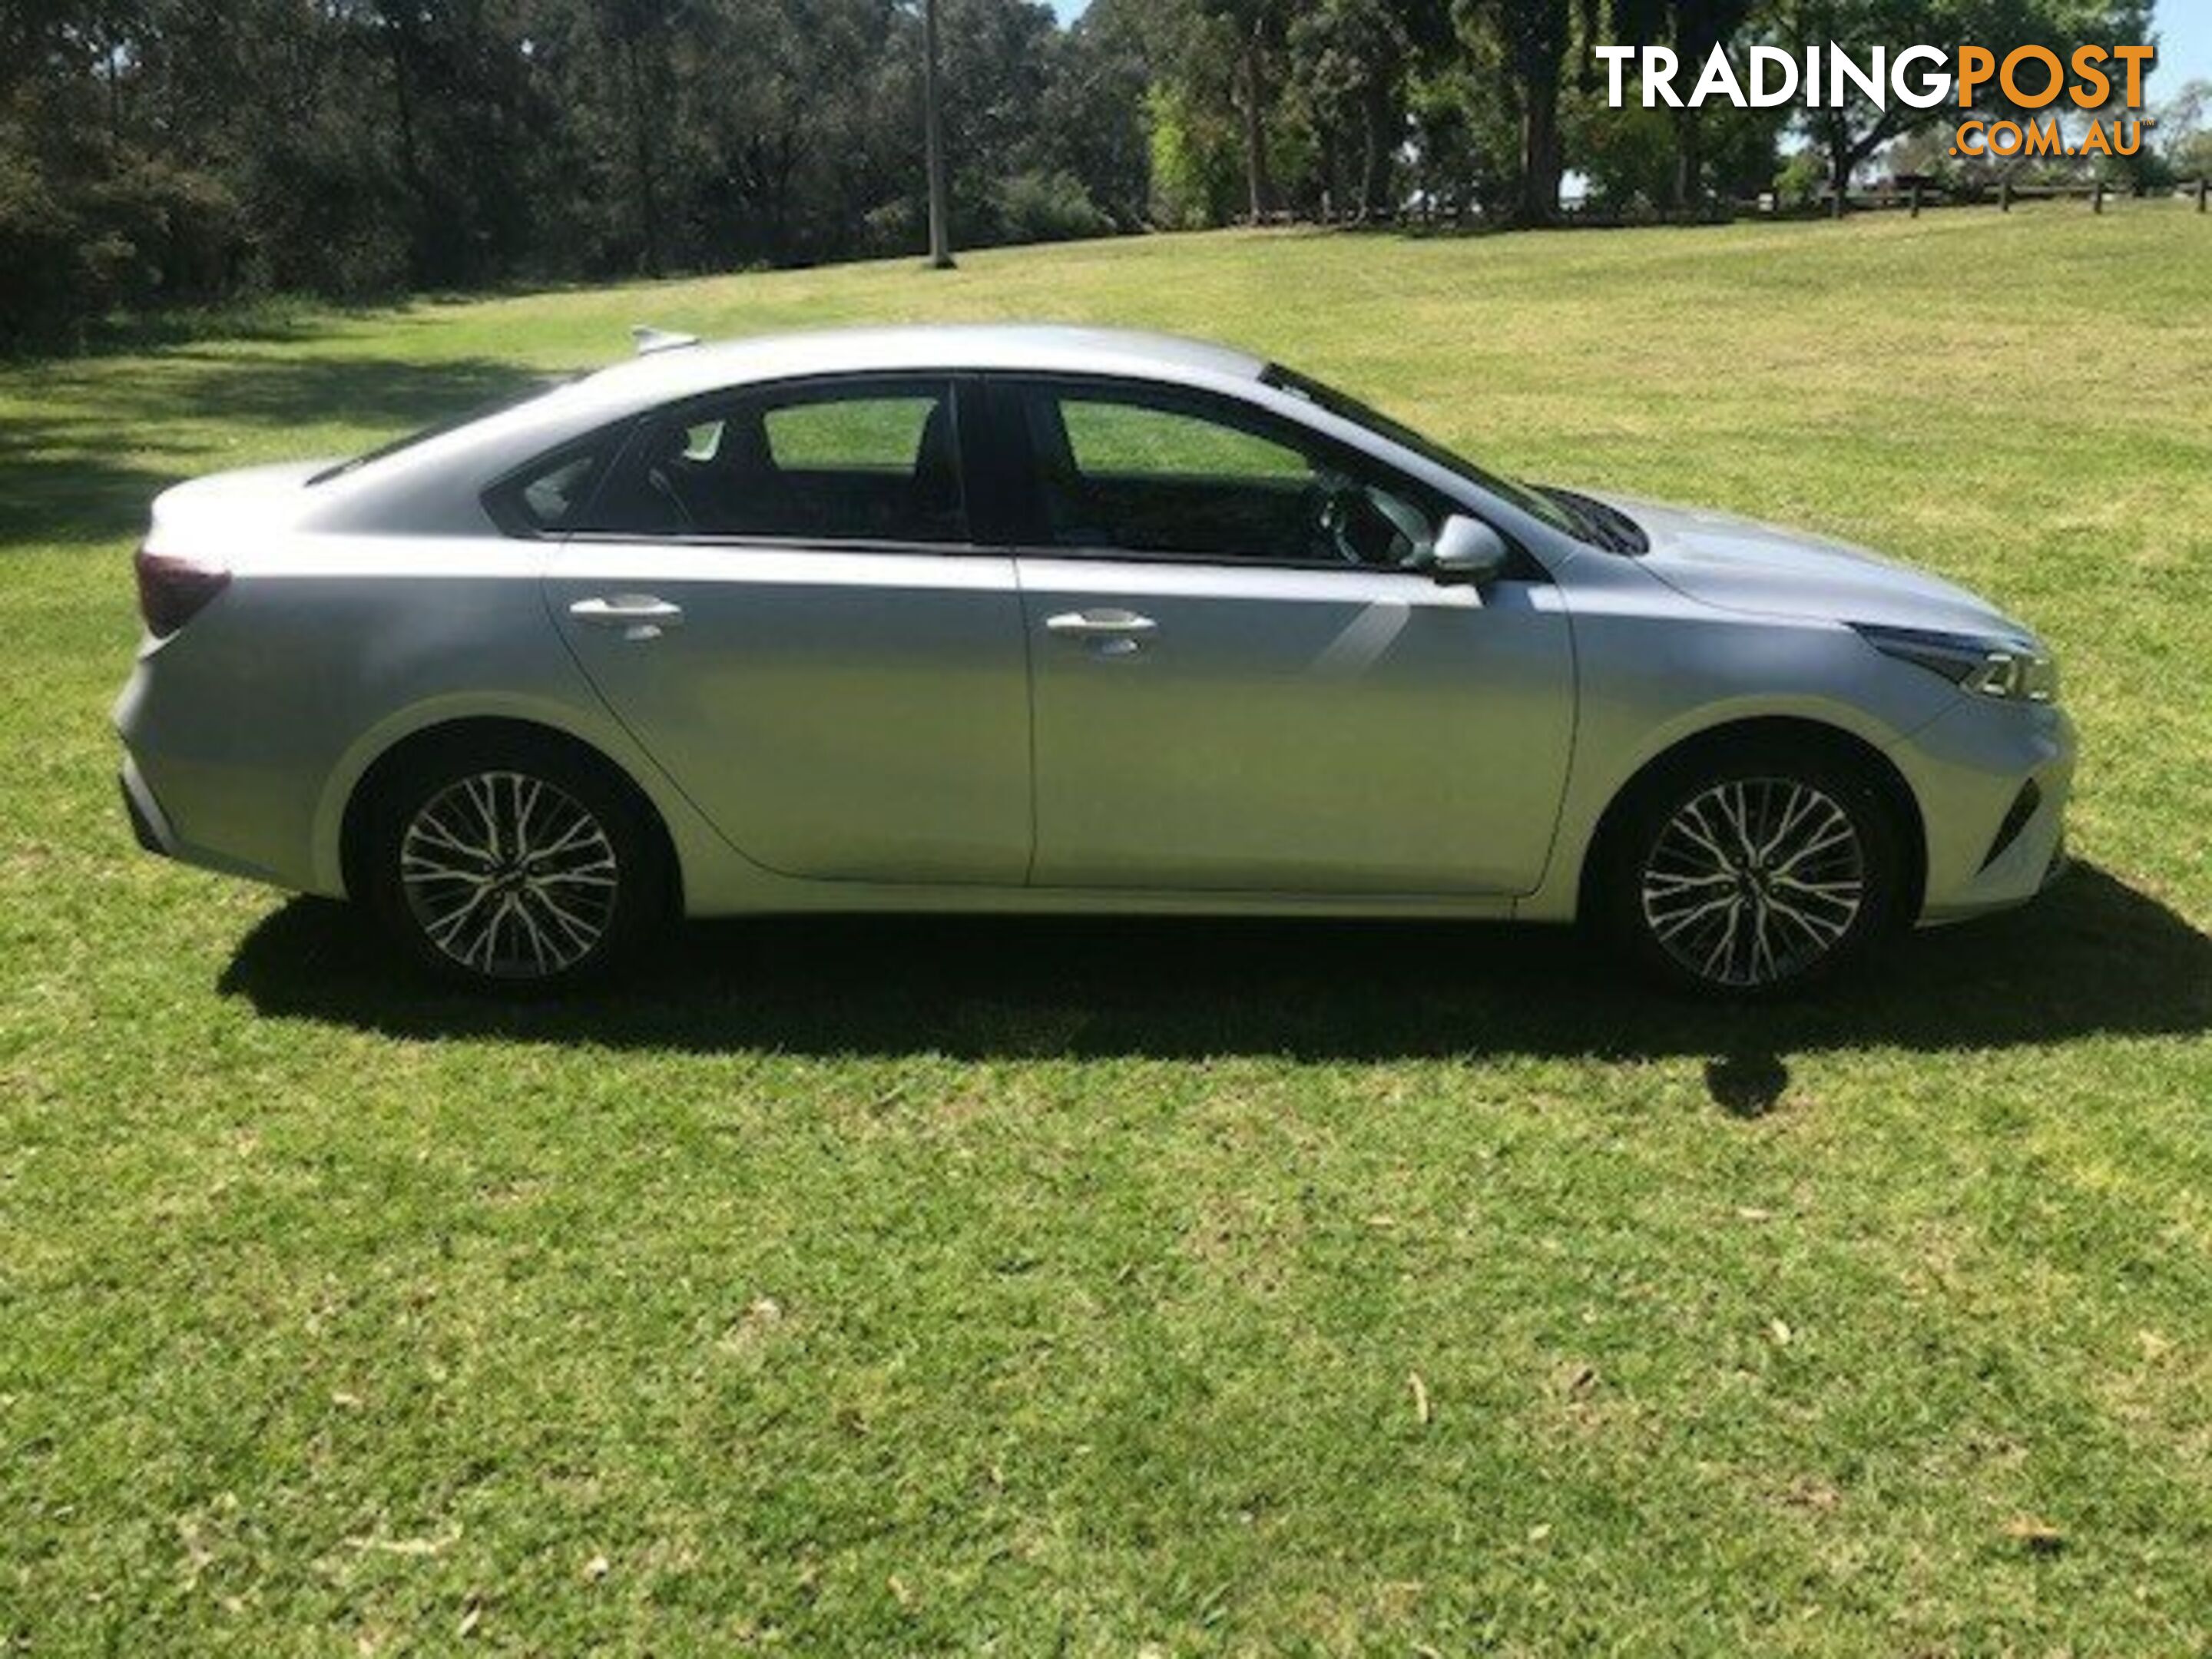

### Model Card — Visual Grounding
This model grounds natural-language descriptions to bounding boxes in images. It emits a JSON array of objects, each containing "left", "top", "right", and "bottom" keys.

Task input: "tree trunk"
[
  {"left": 1668, "top": 7, "right": 1717, "bottom": 217},
  {"left": 624, "top": 33, "right": 664, "bottom": 274},
  {"left": 1828, "top": 131, "right": 1853, "bottom": 217},
  {"left": 922, "top": 0, "right": 954, "bottom": 268},
  {"left": 1359, "top": 87, "right": 1392, "bottom": 220},
  {"left": 102, "top": 23, "right": 124, "bottom": 140},
  {"left": 1518, "top": 75, "right": 1560, "bottom": 225},
  {"left": 1672, "top": 107, "right": 1703, "bottom": 215},
  {"left": 1240, "top": 30, "right": 1272, "bottom": 224},
  {"left": 383, "top": 17, "right": 429, "bottom": 276}
]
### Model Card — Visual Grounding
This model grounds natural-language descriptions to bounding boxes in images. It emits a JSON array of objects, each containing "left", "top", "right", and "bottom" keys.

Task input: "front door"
[
  {"left": 994, "top": 376, "right": 1575, "bottom": 896},
  {"left": 541, "top": 375, "right": 1031, "bottom": 885}
]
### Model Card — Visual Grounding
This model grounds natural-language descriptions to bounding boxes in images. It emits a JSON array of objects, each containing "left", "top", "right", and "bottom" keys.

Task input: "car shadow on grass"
[{"left": 220, "top": 863, "right": 2210, "bottom": 1094}]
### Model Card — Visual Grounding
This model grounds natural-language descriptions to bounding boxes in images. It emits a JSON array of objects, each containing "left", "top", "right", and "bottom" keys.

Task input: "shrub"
[
  {"left": 1775, "top": 150, "right": 1826, "bottom": 209},
  {"left": 995, "top": 168, "right": 1114, "bottom": 243}
]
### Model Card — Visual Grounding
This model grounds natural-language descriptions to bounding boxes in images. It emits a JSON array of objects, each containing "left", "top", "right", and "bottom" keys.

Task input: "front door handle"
[
  {"left": 1045, "top": 608, "right": 1157, "bottom": 638},
  {"left": 569, "top": 594, "right": 684, "bottom": 641}
]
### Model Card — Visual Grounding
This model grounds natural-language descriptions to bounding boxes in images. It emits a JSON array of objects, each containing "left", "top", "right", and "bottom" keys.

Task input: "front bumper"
[{"left": 1891, "top": 694, "right": 2075, "bottom": 924}]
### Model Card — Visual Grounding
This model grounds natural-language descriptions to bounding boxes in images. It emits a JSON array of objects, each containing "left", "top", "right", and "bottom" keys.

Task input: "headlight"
[{"left": 1851, "top": 623, "right": 2058, "bottom": 704}]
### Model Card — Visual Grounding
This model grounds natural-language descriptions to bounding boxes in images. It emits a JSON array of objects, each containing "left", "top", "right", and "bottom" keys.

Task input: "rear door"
[
  {"left": 991, "top": 375, "right": 1575, "bottom": 896},
  {"left": 538, "top": 375, "right": 1032, "bottom": 885}
]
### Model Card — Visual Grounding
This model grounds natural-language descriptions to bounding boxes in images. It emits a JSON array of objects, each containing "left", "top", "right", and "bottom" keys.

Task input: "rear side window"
[
  {"left": 519, "top": 452, "right": 603, "bottom": 528},
  {"left": 577, "top": 378, "right": 966, "bottom": 545},
  {"left": 485, "top": 442, "right": 613, "bottom": 535}
]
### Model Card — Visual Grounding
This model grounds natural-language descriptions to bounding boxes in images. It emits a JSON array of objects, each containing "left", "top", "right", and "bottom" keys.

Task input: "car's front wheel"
[
  {"left": 1603, "top": 741, "right": 1905, "bottom": 997},
  {"left": 363, "top": 734, "right": 666, "bottom": 990}
]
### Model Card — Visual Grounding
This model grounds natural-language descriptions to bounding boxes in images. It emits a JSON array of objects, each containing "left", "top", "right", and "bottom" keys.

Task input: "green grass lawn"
[{"left": 4, "top": 206, "right": 2210, "bottom": 1654}]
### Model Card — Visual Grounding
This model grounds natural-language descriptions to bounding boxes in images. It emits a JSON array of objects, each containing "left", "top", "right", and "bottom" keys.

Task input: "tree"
[
  {"left": 2157, "top": 77, "right": 2211, "bottom": 180},
  {"left": 1194, "top": 0, "right": 1287, "bottom": 220},
  {"left": 1034, "top": 2, "right": 1154, "bottom": 227},
  {"left": 1604, "top": 0, "right": 1760, "bottom": 209},
  {"left": 0, "top": 0, "right": 1860, "bottom": 351},
  {"left": 1784, "top": 0, "right": 2152, "bottom": 203},
  {"left": 1459, "top": 0, "right": 1576, "bottom": 222},
  {"left": 1286, "top": 0, "right": 1451, "bottom": 218}
]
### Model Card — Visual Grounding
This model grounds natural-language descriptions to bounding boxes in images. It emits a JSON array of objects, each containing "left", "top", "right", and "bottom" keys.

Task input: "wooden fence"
[
  {"left": 1285, "top": 177, "right": 2209, "bottom": 232},
  {"left": 1737, "top": 177, "right": 2210, "bottom": 220}
]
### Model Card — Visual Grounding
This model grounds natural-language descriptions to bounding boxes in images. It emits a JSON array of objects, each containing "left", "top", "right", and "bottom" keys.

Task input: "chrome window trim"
[
  {"left": 1006, "top": 542, "right": 1455, "bottom": 578},
  {"left": 558, "top": 530, "right": 1004, "bottom": 560}
]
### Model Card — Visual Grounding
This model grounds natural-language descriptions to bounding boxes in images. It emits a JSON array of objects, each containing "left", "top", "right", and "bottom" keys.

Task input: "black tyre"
[
  {"left": 362, "top": 733, "right": 667, "bottom": 991},
  {"left": 1600, "top": 740, "right": 1905, "bottom": 998}
]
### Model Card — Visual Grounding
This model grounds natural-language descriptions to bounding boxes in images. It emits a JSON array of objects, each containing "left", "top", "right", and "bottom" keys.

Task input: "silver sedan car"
[{"left": 115, "top": 325, "right": 2074, "bottom": 995}]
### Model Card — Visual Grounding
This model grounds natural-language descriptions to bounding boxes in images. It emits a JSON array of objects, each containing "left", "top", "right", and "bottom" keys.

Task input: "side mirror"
[{"left": 1426, "top": 515, "right": 1510, "bottom": 588}]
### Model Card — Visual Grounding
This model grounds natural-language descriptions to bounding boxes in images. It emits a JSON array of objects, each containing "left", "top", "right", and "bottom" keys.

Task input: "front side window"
[
  {"left": 1261, "top": 364, "right": 1645, "bottom": 554},
  {"left": 580, "top": 378, "right": 965, "bottom": 545},
  {"left": 1005, "top": 379, "right": 1442, "bottom": 568}
]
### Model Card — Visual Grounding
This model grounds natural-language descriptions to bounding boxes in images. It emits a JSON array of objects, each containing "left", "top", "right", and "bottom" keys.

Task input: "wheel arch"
[
  {"left": 335, "top": 714, "right": 684, "bottom": 916},
  {"left": 1573, "top": 714, "right": 1928, "bottom": 926}
]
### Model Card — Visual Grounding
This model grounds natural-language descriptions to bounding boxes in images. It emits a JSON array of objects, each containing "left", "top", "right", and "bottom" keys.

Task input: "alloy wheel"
[
  {"left": 398, "top": 770, "right": 620, "bottom": 979},
  {"left": 1638, "top": 777, "right": 1866, "bottom": 989}
]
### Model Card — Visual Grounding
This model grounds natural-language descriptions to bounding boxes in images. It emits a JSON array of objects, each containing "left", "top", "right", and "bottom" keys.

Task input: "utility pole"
[{"left": 922, "top": 0, "right": 955, "bottom": 270}]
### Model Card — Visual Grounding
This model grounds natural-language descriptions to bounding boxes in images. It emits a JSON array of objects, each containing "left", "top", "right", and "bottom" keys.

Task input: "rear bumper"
[
  {"left": 119, "top": 755, "right": 177, "bottom": 857},
  {"left": 114, "top": 654, "right": 325, "bottom": 893}
]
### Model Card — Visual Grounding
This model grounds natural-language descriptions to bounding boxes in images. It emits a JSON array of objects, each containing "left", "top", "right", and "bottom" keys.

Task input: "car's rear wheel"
[
  {"left": 363, "top": 735, "right": 666, "bottom": 990},
  {"left": 1602, "top": 741, "right": 1903, "bottom": 997}
]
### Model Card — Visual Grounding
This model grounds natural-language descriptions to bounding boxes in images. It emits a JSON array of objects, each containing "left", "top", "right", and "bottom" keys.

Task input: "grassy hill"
[{"left": 2, "top": 207, "right": 2209, "bottom": 1653}]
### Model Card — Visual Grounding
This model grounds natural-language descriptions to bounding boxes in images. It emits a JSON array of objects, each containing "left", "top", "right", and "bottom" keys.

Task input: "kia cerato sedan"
[{"left": 114, "top": 324, "right": 2074, "bottom": 995}]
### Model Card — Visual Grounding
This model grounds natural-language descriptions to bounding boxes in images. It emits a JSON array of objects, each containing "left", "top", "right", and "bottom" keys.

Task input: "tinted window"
[
  {"left": 1259, "top": 364, "right": 1628, "bottom": 547},
  {"left": 1061, "top": 401, "right": 1307, "bottom": 482},
  {"left": 767, "top": 397, "right": 937, "bottom": 471},
  {"left": 582, "top": 379, "right": 965, "bottom": 544},
  {"left": 486, "top": 441, "right": 612, "bottom": 535},
  {"left": 1008, "top": 380, "right": 1441, "bottom": 568},
  {"left": 521, "top": 452, "right": 602, "bottom": 526}
]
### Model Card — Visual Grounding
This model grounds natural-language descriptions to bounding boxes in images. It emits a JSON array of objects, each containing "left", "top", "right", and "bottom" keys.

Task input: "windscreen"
[{"left": 1260, "top": 365, "right": 1636, "bottom": 551}]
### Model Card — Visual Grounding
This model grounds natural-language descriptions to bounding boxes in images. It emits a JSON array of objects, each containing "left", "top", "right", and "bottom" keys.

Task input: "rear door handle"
[
  {"left": 569, "top": 594, "right": 684, "bottom": 641},
  {"left": 1045, "top": 608, "right": 1157, "bottom": 638}
]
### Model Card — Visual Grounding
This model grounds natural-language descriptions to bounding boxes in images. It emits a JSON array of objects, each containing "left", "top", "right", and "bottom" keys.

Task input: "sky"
[
  {"left": 2155, "top": 0, "right": 2212, "bottom": 94},
  {"left": 1045, "top": 0, "right": 2212, "bottom": 97}
]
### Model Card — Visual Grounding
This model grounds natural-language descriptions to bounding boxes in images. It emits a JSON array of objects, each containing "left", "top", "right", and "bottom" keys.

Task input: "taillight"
[{"left": 134, "top": 547, "right": 231, "bottom": 639}]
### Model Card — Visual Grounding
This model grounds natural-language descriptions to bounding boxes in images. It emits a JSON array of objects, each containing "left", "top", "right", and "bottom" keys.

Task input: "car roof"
[{"left": 566, "top": 323, "right": 1270, "bottom": 409}]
